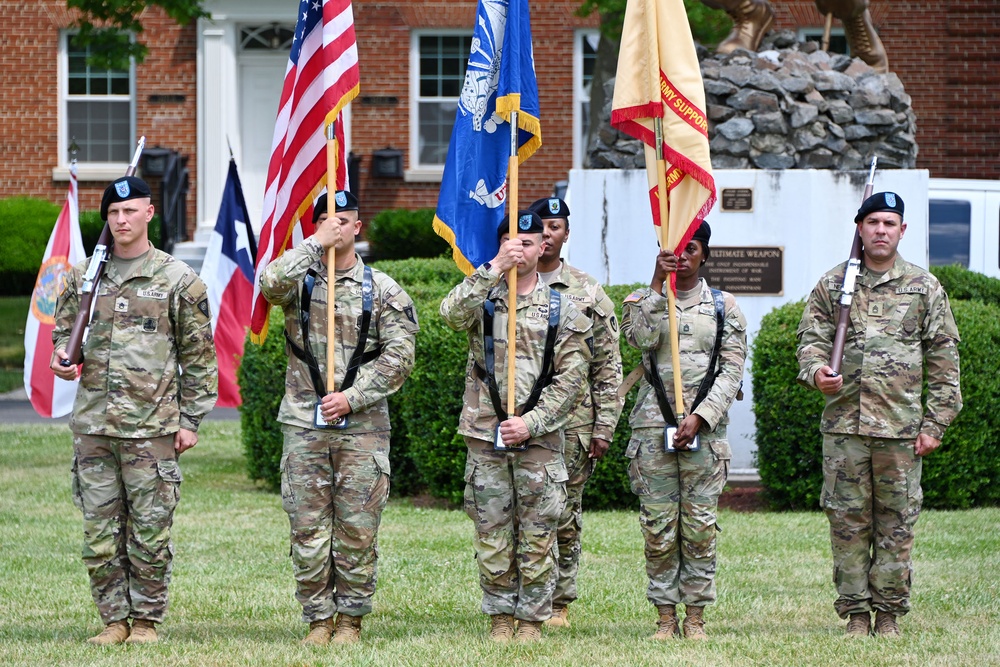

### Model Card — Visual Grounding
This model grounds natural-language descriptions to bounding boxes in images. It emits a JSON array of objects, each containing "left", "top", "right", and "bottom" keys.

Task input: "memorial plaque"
[
  {"left": 702, "top": 246, "right": 783, "bottom": 295},
  {"left": 721, "top": 188, "right": 753, "bottom": 212}
]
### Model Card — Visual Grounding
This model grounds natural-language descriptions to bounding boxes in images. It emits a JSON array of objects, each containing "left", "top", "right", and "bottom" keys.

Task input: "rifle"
[
  {"left": 60, "top": 136, "right": 146, "bottom": 367},
  {"left": 829, "top": 156, "right": 877, "bottom": 375}
]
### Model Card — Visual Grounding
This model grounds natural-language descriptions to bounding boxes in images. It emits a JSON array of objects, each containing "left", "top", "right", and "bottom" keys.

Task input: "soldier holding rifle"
[
  {"left": 797, "top": 191, "right": 962, "bottom": 637},
  {"left": 260, "top": 191, "right": 418, "bottom": 645},
  {"left": 51, "top": 169, "right": 218, "bottom": 645}
]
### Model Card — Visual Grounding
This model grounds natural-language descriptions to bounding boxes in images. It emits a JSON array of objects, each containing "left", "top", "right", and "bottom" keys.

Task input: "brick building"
[{"left": 0, "top": 0, "right": 995, "bottom": 241}]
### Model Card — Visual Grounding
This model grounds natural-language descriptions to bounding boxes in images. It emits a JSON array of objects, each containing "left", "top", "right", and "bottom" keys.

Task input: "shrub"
[
  {"left": 366, "top": 208, "right": 449, "bottom": 260},
  {"left": 751, "top": 300, "right": 825, "bottom": 510},
  {"left": 931, "top": 264, "right": 1000, "bottom": 306},
  {"left": 238, "top": 308, "right": 287, "bottom": 491},
  {"left": 0, "top": 197, "right": 61, "bottom": 296},
  {"left": 752, "top": 296, "right": 1000, "bottom": 510}
]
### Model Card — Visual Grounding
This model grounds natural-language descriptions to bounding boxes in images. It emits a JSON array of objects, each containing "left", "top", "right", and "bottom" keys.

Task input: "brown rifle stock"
[
  {"left": 829, "top": 157, "right": 877, "bottom": 375},
  {"left": 60, "top": 137, "right": 146, "bottom": 367}
]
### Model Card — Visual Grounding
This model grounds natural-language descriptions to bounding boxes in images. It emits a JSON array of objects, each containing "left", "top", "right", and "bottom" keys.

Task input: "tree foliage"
[
  {"left": 577, "top": 0, "right": 731, "bottom": 46},
  {"left": 67, "top": 0, "right": 207, "bottom": 69}
]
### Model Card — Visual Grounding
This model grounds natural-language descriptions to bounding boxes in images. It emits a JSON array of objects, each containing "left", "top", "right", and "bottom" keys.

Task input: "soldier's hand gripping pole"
[
  {"left": 60, "top": 136, "right": 146, "bottom": 367},
  {"left": 829, "top": 156, "right": 877, "bottom": 375}
]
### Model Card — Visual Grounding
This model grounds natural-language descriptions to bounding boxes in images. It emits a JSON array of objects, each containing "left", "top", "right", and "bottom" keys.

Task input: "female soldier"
[{"left": 621, "top": 221, "right": 747, "bottom": 640}]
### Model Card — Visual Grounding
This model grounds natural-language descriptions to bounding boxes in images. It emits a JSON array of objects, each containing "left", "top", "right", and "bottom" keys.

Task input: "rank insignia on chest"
[
  {"left": 868, "top": 302, "right": 883, "bottom": 316},
  {"left": 115, "top": 298, "right": 129, "bottom": 313},
  {"left": 681, "top": 323, "right": 692, "bottom": 334}
]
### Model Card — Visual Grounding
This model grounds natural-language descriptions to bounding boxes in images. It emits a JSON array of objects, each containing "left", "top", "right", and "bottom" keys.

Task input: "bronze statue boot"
[
  {"left": 816, "top": 0, "right": 888, "bottom": 72},
  {"left": 709, "top": 0, "right": 775, "bottom": 54}
]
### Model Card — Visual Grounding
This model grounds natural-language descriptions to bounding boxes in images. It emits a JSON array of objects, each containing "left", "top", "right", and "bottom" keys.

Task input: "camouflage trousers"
[
  {"left": 71, "top": 433, "right": 182, "bottom": 624},
  {"left": 821, "top": 433, "right": 922, "bottom": 619},
  {"left": 463, "top": 436, "right": 568, "bottom": 622},
  {"left": 625, "top": 428, "right": 729, "bottom": 608},
  {"left": 280, "top": 425, "right": 390, "bottom": 622},
  {"left": 552, "top": 428, "right": 596, "bottom": 608}
]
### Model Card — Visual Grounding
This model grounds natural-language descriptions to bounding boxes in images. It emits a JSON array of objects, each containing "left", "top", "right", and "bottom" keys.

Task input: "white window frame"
[
  {"left": 573, "top": 29, "right": 600, "bottom": 170},
  {"left": 407, "top": 29, "right": 473, "bottom": 182},
  {"left": 53, "top": 31, "right": 137, "bottom": 181},
  {"left": 797, "top": 27, "right": 848, "bottom": 55}
]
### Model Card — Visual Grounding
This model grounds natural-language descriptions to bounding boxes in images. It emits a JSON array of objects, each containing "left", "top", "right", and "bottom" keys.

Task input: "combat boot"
[
  {"left": 125, "top": 619, "right": 158, "bottom": 644},
  {"left": 651, "top": 605, "right": 681, "bottom": 640},
  {"left": 514, "top": 620, "right": 543, "bottom": 642},
  {"left": 845, "top": 611, "right": 871, "bottom": 637},
  {"left": 682, "top": 606, "right": 707, "bottom": 640},
  {"left": 301, "top": 618, "right": 334, "bottom": 646},
  {"left": 545, "top": 605, "right": 570, "bottom": 629},
  {"left": 713, "top": 0, "right": 775, "bottom": 55},
  {"left": 874, "top": 610, "right": 901, "bottom": 638},
  {"left": 816, "top": 0, "right": 888, "bottom": 72},
  {"left": 87, "top": 620, "right": 130, "bottom": 645},
  {"left": 488, "top": 614, "right": 516, "bottom": 642},
  {"left": 331, "top": 613, "right": 362, "bottom": 644}
]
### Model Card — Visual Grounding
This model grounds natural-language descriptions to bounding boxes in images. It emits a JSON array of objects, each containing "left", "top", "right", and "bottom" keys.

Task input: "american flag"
[{"left": 250, "top": 0, "right": 359, "bottom": 340}]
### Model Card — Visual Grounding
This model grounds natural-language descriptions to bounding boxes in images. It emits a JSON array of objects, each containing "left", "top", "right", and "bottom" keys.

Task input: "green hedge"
[
  {"left": 0, "top": 198, "right": 61, "bottom": 296},
  {"left": 366, "top": 208, "right": 449, "bottom": 261},
  {"left": 238, "top": 308, "right": 287, "bottom": 491},
  {"left": 753, "top": 271, "right": 1000, "bottom": 510},
  {"left": 931, "top": 264, "right": 1000, "bottom": 306},
  {"left": 0, "top": 196, "right": 162, "bottom": 296}
]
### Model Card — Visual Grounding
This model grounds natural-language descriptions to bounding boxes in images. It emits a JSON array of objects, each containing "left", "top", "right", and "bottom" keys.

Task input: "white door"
[{"left": 239, "top": 54, "right": 287, "bottom": 235}]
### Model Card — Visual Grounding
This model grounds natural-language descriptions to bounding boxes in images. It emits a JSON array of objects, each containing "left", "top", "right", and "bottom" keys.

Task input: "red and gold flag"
[{"left": 611, "top": 0, "right": 715, "bottom": 280}]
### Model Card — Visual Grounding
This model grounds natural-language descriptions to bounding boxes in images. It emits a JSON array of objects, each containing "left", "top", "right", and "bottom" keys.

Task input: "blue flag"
[{"left": 433, "top": 0, "right": 541, "bottom": 274}]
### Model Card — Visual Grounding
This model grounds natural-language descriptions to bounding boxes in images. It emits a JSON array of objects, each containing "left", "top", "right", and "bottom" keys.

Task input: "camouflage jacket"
[
  {"left": 53, "top": 249, "right": 218, "bottom": 437},
  {"left": 622, "top": 280, "right": 747, "bottom": 445},
  {"left": 796, "top": 255, "right": 962, "bottom": 439},
  {"left": 439, "top": 265, "right": 593, "bottom": 447},
  {"left": 260, "top": 240, "right": 418, "bottom": 432},
  {"left": 542, "top": 261, "right": 624, "bottom": 441}
]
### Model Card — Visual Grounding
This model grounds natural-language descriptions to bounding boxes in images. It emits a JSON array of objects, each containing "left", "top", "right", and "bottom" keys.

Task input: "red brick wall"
[
  {"left": 0, "top": 3, "right": 197, "bottom": 231},
  {"left": 771, "top": 0, "right": 1000, "bottom": 180},
  {"left": 351, "top": 1, "right": 599, "bottom": 218}
]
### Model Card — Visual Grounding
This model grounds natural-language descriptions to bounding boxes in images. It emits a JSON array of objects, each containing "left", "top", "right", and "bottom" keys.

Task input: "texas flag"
[
  {"left": 200, "top": 159, "right": 257, "bottom": 407},
  {"left": 25, "top": 162, "right": 85, "bottom": 417}
]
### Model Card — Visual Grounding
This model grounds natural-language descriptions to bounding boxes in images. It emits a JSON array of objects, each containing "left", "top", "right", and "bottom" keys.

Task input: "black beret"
[
  {"left": 691, "top": 220, "right": 711, "bottom": 246},
  {"left": 101, "top": 176, "right": 152, "bottom": 221},
  {"left": 528, "top": 197, "right": 570, "bottom": 220},
  {"left": 313, "top": 190, "right": 359, "bottom": 222},
  {"left": 855, "top": 191, "right": 904, "bottom": 223},
  {"left": 497, "top": 210, "right": 544, "bottom": 242}
]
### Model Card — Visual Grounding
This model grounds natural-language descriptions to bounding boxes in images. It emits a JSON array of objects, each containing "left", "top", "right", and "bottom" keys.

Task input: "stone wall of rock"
[{"left": 588, "top": 31, "right": 917, "bottom": 171}]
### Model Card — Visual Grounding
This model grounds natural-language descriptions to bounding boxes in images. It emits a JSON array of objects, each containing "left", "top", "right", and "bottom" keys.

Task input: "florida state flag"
[{"left": 611, "top": 0, "right": 715, "bottom": 278}]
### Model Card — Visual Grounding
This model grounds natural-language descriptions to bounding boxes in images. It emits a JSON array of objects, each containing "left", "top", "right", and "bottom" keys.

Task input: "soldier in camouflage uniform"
[
  {"left": 528, "top": 197, "right": 624, "bottom": 629},
  {"left": 621, "top": 221, "right": 747, "bottom": 641},
  {"left": 51, "top": 176, "right": 218, "bottom": 645},
  {"left": 259, "top": 190, "right": 418, "bottom": 646},
  {"left": 440, "top": 211, "right": 593, "bottom": 643},
  {"left": 797, "top": 192, "right": 962, "bottom": 638}
]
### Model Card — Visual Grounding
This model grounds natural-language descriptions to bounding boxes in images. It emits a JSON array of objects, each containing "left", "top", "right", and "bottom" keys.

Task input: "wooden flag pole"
[
  {"left": 325, "top": 121, "right": 337, "bottom": 395},
  {"left": 653, "top": 117, "right": 686, "bottom": 418},
  {"left": 506, "top": 109, "right": 519, "bottom": 416},
  {"left": 821, "top": 12, "right": 833, "bottom": 51}
]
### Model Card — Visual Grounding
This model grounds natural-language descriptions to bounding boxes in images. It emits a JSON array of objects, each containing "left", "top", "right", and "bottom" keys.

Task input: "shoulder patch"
[
  {"left": 623, "top": 289, "right": 644, "bottom": 303},
  {"left": 197, "top": 299, "right": 211, "bottom": 320}
]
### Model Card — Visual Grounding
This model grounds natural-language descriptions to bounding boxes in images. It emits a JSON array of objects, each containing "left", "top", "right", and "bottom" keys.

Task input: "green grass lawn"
[{"left": 1, "top": 422, "right": 998, "bottom": 666}]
